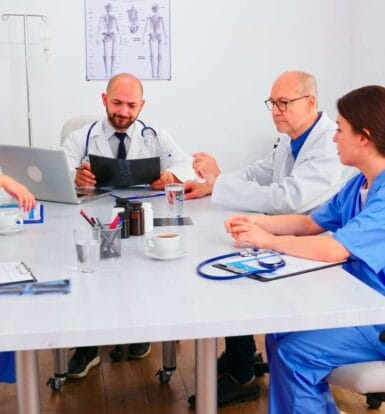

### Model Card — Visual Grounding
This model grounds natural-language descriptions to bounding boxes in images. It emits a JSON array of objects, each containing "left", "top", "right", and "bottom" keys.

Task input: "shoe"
[
  {"left": 188, "top": 373, "right": 260, "bottom": 407},
  {"left": 217, "top": 351, "right": 267, "bottom": 377},
  {"left": 67, "top": 347, "right": 101, "bottom": 379},
  {"left": 127, "top": 343, "right": 151, "bottom": 359}
]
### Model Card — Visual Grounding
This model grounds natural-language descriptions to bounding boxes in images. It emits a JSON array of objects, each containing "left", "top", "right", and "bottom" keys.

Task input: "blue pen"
[{"left": 109, "top": 193, "right": 165, "bottom": 200}]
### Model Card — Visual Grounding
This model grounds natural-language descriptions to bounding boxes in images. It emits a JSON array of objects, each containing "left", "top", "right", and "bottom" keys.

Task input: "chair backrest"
[{"left": 60, "top": 115, "right": 101, "bottom": 145}]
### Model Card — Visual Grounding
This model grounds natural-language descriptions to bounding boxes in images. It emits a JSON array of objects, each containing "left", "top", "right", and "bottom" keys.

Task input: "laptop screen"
[{"left": 0, "top": 145, "right": 109, "bottom": 204}]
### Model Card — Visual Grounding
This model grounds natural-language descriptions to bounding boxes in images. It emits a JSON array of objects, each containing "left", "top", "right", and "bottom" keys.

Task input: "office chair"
[
  {"left": 327, "top": 360, "right": 385, "bottom": 408},
  {"left": 60, "top": 114, "right": 101, "bottom": 145},
  {"left": 326, "top": 330, "right": 385, "bottom": 409},
  {"left": 253, "top": 332, "right": 385, "bottom": 409}
]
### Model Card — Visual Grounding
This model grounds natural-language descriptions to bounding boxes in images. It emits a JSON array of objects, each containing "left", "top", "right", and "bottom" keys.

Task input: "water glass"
[
  {"left": 165, "top": 183, "right": 184, "bottom": 217},
  {"left": 73, "top": 227, "right": 101, "bottom": 273}
]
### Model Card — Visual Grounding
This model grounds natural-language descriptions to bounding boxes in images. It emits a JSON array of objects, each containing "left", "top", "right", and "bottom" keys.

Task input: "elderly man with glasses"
[
  {"left": 185, "top": 70, "right": 354, "bottom": 214},
  {"left": 186, "top": 71, "right": 356, "bottom": 408}
]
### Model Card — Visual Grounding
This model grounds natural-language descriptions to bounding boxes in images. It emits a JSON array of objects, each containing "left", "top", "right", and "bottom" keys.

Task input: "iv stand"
[{"left": 2, "top": 13, "right": 48, "bottom": 147}]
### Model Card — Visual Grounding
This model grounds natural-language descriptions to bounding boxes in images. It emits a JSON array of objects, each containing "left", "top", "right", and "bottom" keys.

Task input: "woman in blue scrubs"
[{"left": 225, "top": 85, "right": 385, "bottom": 413}]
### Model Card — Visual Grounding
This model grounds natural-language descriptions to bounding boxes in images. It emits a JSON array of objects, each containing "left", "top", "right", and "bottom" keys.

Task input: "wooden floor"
[{"left": 1, "top": 336, "right": 384, "bottom": 414}]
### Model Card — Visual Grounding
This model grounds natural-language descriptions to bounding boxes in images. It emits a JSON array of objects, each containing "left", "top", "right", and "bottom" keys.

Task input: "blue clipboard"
[{"left": 0, "top": 203, "right": 44, "bottom": 224}]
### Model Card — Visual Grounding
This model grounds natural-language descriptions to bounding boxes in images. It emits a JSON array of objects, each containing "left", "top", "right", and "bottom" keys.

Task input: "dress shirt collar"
[
  {"left": 102, "top": 117, "right": 137, "bottom": 141},
  {"left": 290, "top": 112, "right": 322, "bottom": 160}
]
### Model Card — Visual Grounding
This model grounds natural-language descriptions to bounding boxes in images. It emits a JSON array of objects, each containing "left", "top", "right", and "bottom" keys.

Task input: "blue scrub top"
[
  {"left": 311, "top": 170, "right": 385, "bottom": 347},
  {"left": 312, "top": 170, "right": 385, "bottom": 294}
]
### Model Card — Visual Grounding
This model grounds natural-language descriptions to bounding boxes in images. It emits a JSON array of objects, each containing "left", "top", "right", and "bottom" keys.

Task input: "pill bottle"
[{"left": 129, "top": 201, "right": 145, "bottom": 236}]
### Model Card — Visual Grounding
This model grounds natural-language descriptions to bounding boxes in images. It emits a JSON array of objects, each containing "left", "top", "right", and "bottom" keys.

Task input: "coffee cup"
[
  {"left": 0, "top": 209, "right": 24, "bottom": 233},
  {"left": 146, "top": 233, "right": 180, "bottom": 257}
]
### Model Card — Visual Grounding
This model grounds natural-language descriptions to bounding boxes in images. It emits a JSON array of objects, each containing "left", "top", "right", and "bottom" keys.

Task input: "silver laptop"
[{"left": 0, "top": 145, "right": 110, "bottom": 204}]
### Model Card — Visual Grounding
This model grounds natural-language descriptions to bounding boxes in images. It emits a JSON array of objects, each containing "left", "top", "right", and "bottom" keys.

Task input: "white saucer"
[
  {"left": 145, "top": 248, "right": 187, "bottom": 260},
  {"left": 0, "top": 226, "right": 24, "bottom": 235}
]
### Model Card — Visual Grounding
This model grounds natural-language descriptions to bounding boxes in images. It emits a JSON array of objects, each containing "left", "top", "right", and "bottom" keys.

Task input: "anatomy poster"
[{"left": 85, "top": 0, "right": 171, "bottom": 80}]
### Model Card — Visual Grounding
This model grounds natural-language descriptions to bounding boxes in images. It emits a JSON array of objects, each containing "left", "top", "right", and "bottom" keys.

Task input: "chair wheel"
[
  {"left": 110, "top": 345, "right": 125, "bottom": 362},
  {"left": 46, "top": 377, "right": 64, "bottom": 391},
  {"left": 156, "top": 369, "right": 172, "bottom": 384},
  {"left": 367, "top": 394, "right": 382, "bottom": 409}
]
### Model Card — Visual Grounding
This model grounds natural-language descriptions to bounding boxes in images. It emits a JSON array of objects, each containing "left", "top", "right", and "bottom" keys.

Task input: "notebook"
[{"left": 0, "top": 145, "right": 110, "bottom": 204}]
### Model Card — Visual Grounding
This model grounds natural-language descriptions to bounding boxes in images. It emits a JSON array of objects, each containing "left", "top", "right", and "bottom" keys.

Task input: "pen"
[
  {"left": 95, "top": 217, "right": 103, "bottom": 228},
  {"left": 110, "top": 193, "right": 165, "bottom": 200},
  {"left": 80, "top": 209, "right": 94, "bottom": 227},
  {"left": 109, "top": 214, "right": 121, "bottom": 229}
]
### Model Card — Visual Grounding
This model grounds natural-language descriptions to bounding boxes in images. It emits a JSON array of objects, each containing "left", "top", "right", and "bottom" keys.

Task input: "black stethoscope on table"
[
  {"left": 196, "top": 248, "right": 286, "bottom": 280},
  {"left": 82, "top": 119, "right": 158, "bottom": 162}
]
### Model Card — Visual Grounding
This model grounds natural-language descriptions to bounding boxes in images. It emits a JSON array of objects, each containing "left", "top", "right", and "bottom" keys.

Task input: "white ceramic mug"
[
  {"left": 0, "top": 209, "right": 24, "bottom": 233},
  {"left": 146, "top": 233, "right": 180, "bottom": 257}
]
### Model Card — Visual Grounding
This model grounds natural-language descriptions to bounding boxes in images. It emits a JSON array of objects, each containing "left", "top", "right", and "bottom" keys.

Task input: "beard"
[{"left": 106, "top": 109, "right": 136, "bottom": 131}]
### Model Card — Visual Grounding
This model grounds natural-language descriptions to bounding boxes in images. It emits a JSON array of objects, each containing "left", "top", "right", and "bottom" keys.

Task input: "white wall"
[
  {"left": 0, "top": 0, "right": 357, "bottom": 171},
  {"left": 350, "top": 0, "right": 385, "bottom": 88}
]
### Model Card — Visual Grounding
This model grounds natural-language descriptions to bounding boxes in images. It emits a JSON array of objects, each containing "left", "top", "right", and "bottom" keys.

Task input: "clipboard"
[
  {"left": 213, "top": 254, "right": 346, "bottom": 282},
  {"left": 0, "top": 203, "right": 44, "bottom": 224},
  {"left": 0, "top": 261, "right": 37, "bottom": 286}
]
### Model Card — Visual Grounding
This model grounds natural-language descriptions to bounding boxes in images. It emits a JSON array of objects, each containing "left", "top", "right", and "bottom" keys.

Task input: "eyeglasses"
[{"left": 264, "top": 95, "right": 310, "bottom": 112}]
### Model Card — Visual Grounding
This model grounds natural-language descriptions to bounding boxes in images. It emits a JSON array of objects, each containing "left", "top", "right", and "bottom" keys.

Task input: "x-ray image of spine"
[
  {"left": 96, "top": 3, "right": 121, "bottom": 78},
  {"left": 142, "top": 4, "right": 167, "bottom": 79},
  {"left": 127, "top": 5, "right": 139, "bottom": 34}
]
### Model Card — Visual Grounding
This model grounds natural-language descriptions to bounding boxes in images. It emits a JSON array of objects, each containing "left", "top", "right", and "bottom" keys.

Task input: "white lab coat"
[
  {"left": 62, "top": 118, "right": 195, "bottom": 182},
  {"left": 211, "top": 112, "right": 357, "bottom": 214}
]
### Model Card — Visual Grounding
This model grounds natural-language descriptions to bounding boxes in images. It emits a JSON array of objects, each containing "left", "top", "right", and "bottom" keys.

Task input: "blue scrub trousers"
[
  {"left": 266, "top": 327, "right": 385, "bottom": 414},
  {"left": 0, "top": 351, "right": 16, "bottom": 383}
]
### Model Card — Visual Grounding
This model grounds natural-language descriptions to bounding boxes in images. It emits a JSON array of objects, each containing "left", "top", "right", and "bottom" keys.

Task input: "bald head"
[
  {"left": 273, "top": 71, "right": 318, "bottom": 100},
  {"left": 106, "top": 73, "right": 143, "bottom": 97},
  {"left": 102, "top": 73, "right": 145, "bottom": 131}
]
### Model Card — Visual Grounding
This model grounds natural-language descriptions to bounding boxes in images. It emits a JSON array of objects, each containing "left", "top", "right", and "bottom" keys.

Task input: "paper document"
[{"left": 0, "top": 261, "right": 36, "bottom": 286}]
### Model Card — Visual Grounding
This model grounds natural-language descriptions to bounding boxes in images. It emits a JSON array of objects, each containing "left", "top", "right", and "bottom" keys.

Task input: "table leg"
[
  {"left": 16, "top": 350, "right": 40, "bottom": 414},
  {"left": 195, "top": 337, "right": 217, "bottom": 414}
]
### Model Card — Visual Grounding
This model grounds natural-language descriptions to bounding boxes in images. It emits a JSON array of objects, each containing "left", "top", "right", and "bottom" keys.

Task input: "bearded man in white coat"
[
  {"left": 62, "top": 73, "right": 195, "bottom": 380},
  {"left": 63, "top": 72, "right": 194, "bottom": 191}
]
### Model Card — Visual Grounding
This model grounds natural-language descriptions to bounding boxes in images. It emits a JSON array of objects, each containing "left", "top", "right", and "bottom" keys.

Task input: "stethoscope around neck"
[
  {"left": 82, "top": 119, "right": 158, "bottom": 162},
  {"left": 196, "top": 248, "right": 286, "bottom": 281}
]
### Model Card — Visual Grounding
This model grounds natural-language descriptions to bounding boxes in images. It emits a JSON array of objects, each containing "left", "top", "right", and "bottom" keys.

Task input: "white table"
[{"left": 1, "top": 193, "right": 385, "bottom": 414}]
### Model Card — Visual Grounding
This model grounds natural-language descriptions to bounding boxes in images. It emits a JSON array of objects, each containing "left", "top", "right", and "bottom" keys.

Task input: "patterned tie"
[{"left": 115, "top": 132, "right": 127, "bottom": 159}]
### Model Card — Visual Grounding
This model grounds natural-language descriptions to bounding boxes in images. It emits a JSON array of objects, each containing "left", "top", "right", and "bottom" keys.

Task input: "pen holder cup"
[{"left": 100, "top": 225, "right": 122, "bottom": 260}]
